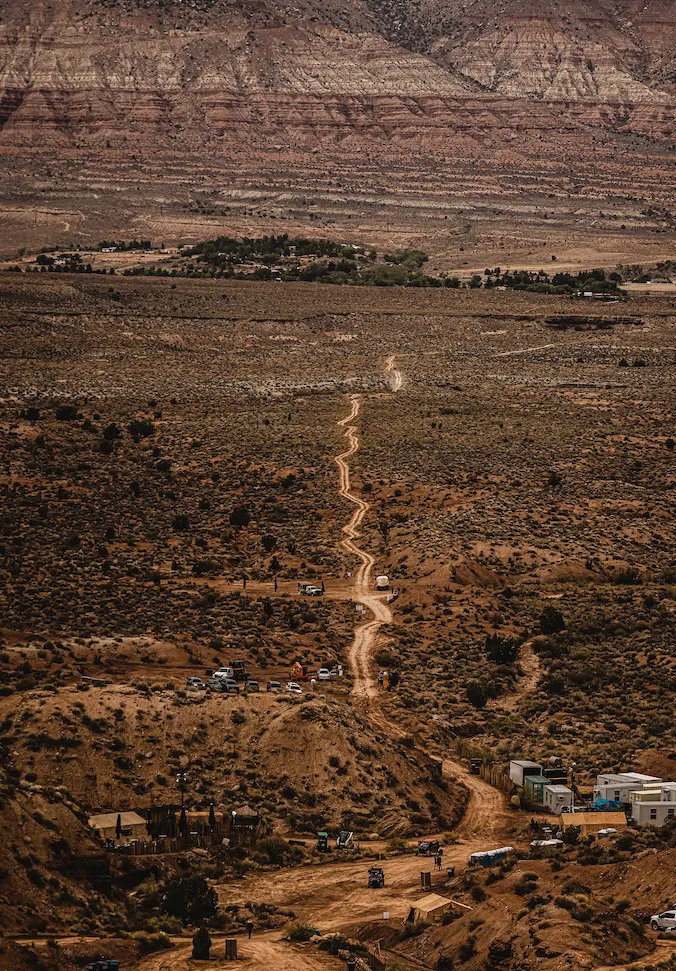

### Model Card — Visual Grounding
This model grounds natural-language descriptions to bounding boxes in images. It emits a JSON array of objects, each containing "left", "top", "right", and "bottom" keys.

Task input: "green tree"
[
  {"left": 192, "top": 926, "right": 211, "bottom": 959},
  {"left": 466, "top": 681, "right": 487, "bottom": 709},
  {"left": 539, "top": 605, "right": 565, "bottom": 635},
  {"left": 162, "top": 875, "right": 217, "bottom": 926},
  {"left": 230, "top": 505, "right": 251, "bottom": 528}
]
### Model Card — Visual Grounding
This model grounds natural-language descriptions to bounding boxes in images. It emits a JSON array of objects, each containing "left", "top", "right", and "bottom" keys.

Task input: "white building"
[
  {"left": 543, "top": 784, "right": 574, "bottom": 815},
  {"left": 594, "top": 772, "right": 661, "bottom": 804},
  {"left": 630, "top": 782, "right": 676, "bottom": 827}
]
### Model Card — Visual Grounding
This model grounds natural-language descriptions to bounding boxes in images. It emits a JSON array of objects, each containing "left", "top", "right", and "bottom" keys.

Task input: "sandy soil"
[{"left": 136, "top": 932, "right": 343, "bottom": 971}]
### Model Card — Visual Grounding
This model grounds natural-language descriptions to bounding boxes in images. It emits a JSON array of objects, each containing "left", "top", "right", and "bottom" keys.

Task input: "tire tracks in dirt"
[
  {"left": 335, "top": 356, "right": 511, "bottom": 845},
  {"left": 335, "top": 355, "right": 402, "bottom": 700}
]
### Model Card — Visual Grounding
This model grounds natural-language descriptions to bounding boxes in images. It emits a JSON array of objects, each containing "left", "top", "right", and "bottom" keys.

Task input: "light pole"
[{"left": 570, "top": 762, "right": 577, "bottom": 805}]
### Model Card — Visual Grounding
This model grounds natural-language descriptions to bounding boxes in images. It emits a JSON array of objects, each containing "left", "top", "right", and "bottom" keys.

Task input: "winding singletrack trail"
[
  {"left": 336, "top": 356, "right": 402, "bottom": 700},
  {"left": 335, "top": 357, "right": 511, "bottom": 841}
]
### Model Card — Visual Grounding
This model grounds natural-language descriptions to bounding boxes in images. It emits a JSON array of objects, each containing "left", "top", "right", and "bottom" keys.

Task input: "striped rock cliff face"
[{"left": 1, "top": 0, "right": 676, "bottom": 148}]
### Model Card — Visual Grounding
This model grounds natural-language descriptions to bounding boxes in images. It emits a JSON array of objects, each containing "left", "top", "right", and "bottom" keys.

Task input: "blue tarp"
[{"left": 592, "top": 798, "right": 622, "bottom": 810}]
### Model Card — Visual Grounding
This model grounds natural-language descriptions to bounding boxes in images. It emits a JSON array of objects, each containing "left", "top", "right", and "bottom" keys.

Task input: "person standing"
[{"left": 246, "top": 920, "right": 254, "bottom": 940}]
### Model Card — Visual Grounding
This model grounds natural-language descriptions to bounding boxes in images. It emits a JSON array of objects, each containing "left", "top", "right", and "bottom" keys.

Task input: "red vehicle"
[{"left": 417, "top": 837, "right": 442, "bottom": 856}]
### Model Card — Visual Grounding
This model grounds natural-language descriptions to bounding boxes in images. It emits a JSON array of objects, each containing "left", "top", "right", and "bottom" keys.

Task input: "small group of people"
[
  {"left": 434, "top": 847, "right": 444, "bottom": 870},
  {"left": 530, "top": 817, "right": 563, "bottom": 840}
]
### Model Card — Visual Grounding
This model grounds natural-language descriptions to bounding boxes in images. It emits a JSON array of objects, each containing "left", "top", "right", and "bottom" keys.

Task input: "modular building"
[
  {"left": 543, "top": 784, "right": 574, "bottom": 815},
  {"left": 524, "top": 775, "right": 551, "bottom": 804},
  {"left": 594, "top": 772, "right": 661, "bottom": 804},
  {"left": 630, "top": 782, "right": 676, "bottom": 827},
  {"left": 509, "top": 760, "right": 543, "bottom": 787}
]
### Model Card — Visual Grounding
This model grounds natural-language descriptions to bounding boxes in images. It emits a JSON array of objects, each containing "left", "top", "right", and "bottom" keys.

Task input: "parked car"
[
  {"left": 206, "top": 678, "right": 225, "bottom": 692},
  {"left": 213, "top": 667, "right": 235, "bottom": 680},
  {"left": 245, "top": 680, "right": 260, "bottom": 692},
  {"left": 651, "top": 911, "right": 676, "bottom": 932},
  {"left": 222, "top": 679, "right": 240, "bottom": 694},
  {"left": 266, "top": 680, "right": 282, "bottom": 693},
  {"left": 186, "top": 677, "right": 206, "bottom": 689},
  {"left": 286, "top": 682, "right": 303, "bottom": 695},
  {"left": 304, "top": 585, "right": 322, "bottom": 596},
  {"left": 317, "top": 668, "right": 331, "bottom": 681},
  {"left": 597, "top": 828, "right": 617, "bottom": 838}
]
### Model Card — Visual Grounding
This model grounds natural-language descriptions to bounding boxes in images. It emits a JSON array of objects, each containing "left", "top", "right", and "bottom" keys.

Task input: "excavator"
[{"left": 290, "top": 661, "right": 308, "bottom": 681}]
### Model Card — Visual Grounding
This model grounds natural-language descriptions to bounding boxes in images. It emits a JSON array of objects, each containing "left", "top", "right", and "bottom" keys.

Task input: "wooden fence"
[
  {"left": 113, "top": 832, "right": 223, "bottom": 856},
  {"left": 365, "top": 944, "right": 386, "bottom": 970},
  {"left": 480, "top": 763, "right": 513, "bottom": 794}
]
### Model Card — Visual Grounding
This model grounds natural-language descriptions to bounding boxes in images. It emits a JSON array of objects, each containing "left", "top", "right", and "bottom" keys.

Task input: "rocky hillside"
[{"left": 1, "top": 0, "right": 676, "bottom": 148}]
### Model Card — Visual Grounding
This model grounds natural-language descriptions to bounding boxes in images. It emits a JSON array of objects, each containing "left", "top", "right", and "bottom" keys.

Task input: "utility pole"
[{"left": 176, "top": 769, "right": 188, "bottom": 837}]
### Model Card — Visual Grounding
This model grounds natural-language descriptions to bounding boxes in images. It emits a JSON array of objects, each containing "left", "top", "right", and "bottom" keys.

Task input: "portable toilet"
[{"left": 316, "top": 831, "right": 329, "bottom": 853}]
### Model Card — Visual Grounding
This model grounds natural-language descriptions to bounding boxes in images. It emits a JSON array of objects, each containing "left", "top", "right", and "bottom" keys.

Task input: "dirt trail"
[
  {"left": 592, "top": 941, "right": 676, "bottom": 971},
  {"left": 385, "top": 354, "right": 403, "bottom": 391},
  {"left": 487, "top": 640, "right": 541, "bottom": 713},
  {"left": 335, "top": 359, "right": 512, "bottom": 843},
  {"left": 335, "top": 354, "right": 403, "bottom": 701},
  {"left": 336, "top": 392, "right": 392, "bottom": 701}
]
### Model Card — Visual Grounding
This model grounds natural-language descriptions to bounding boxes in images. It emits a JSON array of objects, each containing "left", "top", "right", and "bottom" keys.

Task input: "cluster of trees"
[
  {"left": 96, "top": 239, "right": 153, "bottom": 251},
  {"left": 618, "top": 260, "right": 676, "bottom": 282},
  {"left": 474, "top": 266, "right": 624, "bottom": 295},
  {"left": 185, "top": 233, "right": 360, "bottom": 264}
]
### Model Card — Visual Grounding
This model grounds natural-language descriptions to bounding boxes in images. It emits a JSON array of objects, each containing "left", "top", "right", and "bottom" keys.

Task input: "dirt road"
[
  {"left": 136, "top": 932, "right": 342, "bottom": 971},
  {"left": 333, "top": 358, "right": 513, "bottom": 842},
  {"left": 336, "top": 391, "right": 393, "bottom": 701},
  {"left": 385, "top": 354, "right": 403, "bottom": 391}
]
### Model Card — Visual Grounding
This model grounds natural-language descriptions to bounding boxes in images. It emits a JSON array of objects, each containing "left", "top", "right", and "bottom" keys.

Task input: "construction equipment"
[
  {"left": 368, "top": 867, "right": 385, "bottom": 888},
  {"left": 316, "top": 831, "right": 330, "bottom": 853},
  {"left": 336, "top": 831, "right": 357, "bottom": 850},
  {"left": 228, "top": 660, "right": 249, "bottom": 681},
  {"left": 290, "top": 661, "right": 308, "bottom": 681}
]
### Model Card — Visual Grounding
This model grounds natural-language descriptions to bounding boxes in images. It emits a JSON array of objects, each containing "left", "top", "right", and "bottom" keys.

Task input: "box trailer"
[{"left": 509, "top": 760, "right": 543, "bottom": 787}]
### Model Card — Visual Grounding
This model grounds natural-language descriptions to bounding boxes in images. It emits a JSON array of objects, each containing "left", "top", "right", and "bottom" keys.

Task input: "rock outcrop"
[{"left": 1, "top": 0, "right": 675, "bottom": 149}]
